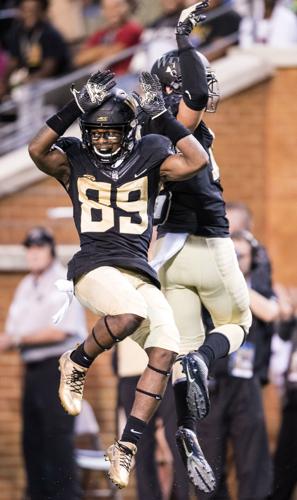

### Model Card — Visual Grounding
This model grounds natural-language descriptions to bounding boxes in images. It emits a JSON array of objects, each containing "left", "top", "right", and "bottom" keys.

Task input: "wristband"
[
  {"left": 176, "top": 34, "right": 209, "bottom": 111},
  {"left": 46, "top": 99, "right": 82, "bottom": 136},
  {"left": 151, "top": 110, "right": 191, "bottom": 146}
]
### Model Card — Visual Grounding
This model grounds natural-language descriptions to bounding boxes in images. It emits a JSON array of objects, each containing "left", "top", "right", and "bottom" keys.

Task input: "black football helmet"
[
  {"left": 151, "top": 50, "right": 220, "bottom": 113},
  {"left": 151, "top": 51, "right": 182, "bottom": 93},
  {"left": 80, "top": 87, "right": 137, "bottom": 165}
]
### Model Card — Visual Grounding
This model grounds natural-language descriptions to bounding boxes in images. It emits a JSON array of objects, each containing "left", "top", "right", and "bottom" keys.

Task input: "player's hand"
[
  {"left": 132, "top": 72, "right": 166, "bottom": 118},
  {"left": 71, "top": 69, "right": 116, "bottom": 113},
  {"left": 175, "top": 1, "right": 208, "bottom": 36}
]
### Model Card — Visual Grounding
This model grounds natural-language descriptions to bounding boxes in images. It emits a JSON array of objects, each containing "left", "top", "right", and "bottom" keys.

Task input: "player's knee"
[
  {"left": 147, "top": 347, "right": 177, "bottom": 370},
  {"left": 107, "top": 313, "right": 144, "bottom": 339},
  {"left": 125, "top": 313, "right": 144, "bottom": 332}
]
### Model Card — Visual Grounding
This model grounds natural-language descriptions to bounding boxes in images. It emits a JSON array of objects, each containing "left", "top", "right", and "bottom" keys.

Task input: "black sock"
[
  {"left": 198, "top": 332, "right": 230, "bottom": 369},
  {"left": 70, "top": 343, "right": 95, "bottom": 368},
  {"left": 121, "top": 415, "right": 147, "bottom": 445},
  {"left": 174, "top": 380, "right": 196, "bottom": 432}
]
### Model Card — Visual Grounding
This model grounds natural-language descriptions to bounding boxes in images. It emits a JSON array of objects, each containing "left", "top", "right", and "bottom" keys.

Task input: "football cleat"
[
  {"left": 58, "top": 350, "right": 88, "bottom": 416},
  {"left": 182, "top": 351, "right": 210, "bottom": 420},
  {"left": 105, "top": 440, "right": 137, "bottom": 488},
  {"left": 176, "top": 426, "right": 216, "bottom": 493}
]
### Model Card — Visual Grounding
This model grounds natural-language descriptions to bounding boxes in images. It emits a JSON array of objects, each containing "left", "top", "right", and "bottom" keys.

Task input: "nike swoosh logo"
[
  {"left": 181, "top": 437, "right": 193, "bottom": 458},
  {"left": 134, "top": 169, "right": 147, "bottom": 178},
  {"left": 184, "top": 362, "right": 195, "bottom": 383},
  {"left": 131, "top": 429, "right": 142, "bottom": 434},
  {"left": 185, "top": 90, "right": 192, "bottom": 100}
]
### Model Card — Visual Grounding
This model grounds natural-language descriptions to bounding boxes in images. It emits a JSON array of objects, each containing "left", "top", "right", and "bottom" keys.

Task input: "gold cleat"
[
  {"left": 105, "top": 440, "right": 137, "bottom": 488},
  {"left": 58, "top": 350, "right": 88, "bottom": 416}
]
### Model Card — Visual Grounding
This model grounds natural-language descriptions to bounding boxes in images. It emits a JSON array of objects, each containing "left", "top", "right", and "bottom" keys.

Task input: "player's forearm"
[
  {"left": 28, "top": 124, "right": 70, "bottom": 182},
  {"left": 177, "top": 100, "right": 204, "bottom": 131},
  {"left": 29, "top": 99, "right": 81, "bottom": 174},
  {"left": 28, "top": 125, "right": 59, "bottom": 169},
  {"left": 74, "top": 43, "right": 124, "bottom": 67},
  {"left": 19, "top": 327, "right": 67, "bottom": 345},
  {"left": 249, "top": 289, "right": 280, "bottom": 323},
  {"left": 176, "top": 134, "right": 208, "bottom": 174},
  {"left": 0, "top": 327, "right": 68, "bottom": 350}
]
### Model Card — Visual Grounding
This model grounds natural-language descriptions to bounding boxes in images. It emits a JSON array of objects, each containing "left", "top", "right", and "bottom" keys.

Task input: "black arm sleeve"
[
  {"left": 176, "top": 34, "right": 209, "bottom": 111},
  {"left": 150, "top": 110, "right": 191, "bottom": 146}
]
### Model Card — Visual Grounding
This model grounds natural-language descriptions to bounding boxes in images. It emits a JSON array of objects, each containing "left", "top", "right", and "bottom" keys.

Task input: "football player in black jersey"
[
  {"left": 28, "top": 69, "right": 208, "bottom": 489},
  {"left": 140, "top": 2, "right": 252, "bottom": 491}
]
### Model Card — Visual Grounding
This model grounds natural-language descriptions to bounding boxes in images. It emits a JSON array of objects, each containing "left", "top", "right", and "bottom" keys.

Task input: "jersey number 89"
[{"left": 78, "top": 177, "right": 149, "bottom": 234}]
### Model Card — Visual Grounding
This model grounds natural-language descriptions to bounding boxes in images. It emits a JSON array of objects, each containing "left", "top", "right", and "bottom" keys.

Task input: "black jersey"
[
  {"left": 142, "top": 115, "right": 229, "bottom": 237},
  {"left": 56, "top": 135, "right": 173, "bottom": 286}
]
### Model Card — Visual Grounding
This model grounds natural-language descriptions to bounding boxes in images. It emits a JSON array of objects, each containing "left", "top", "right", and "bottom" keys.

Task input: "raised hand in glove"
[
  {"left": 132, "top": 72, "right": 166, "bottom": 119},
  {"left": 175, "top": 1, "right": 209, "bottom": 36},
  {"left": 71, "top": 69, "right": 116, "bottom": 113}
]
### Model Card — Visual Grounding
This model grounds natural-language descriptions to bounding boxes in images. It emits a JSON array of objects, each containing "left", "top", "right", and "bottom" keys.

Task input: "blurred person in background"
[
  {"left": 269, "top": 286, "right": 297, "bottom": 500},
  {"left": 239, "top": 0, "right": 297, "bottom": 47},
  {"left": 0, "top": 0, "right": 72, "bottom": 101},
  {"left": 74, "top": 0, "right": 142, "bottom": 75},
  {"left": 149, "top": 0, "right": 188, "bottom": 29},
  {"left": 226, "top": 202, "right": 273, "bottom": 299},
  {"left": 226, "top": 202, "right": 274, "bottom": 383},
  {"left": 196, "top": 229, "right": 278, "bottom": 500},
  {"left": 48, "top": 0, "right": 86, "bottom": 45},
  {"left": 129, "top": 0, "right": 188, "bottom": 74},
  {"left": 188, "top": 0, "right": 242, "bottom": 60},
  {"left": 0, "top": 226, "right": 87, "bottom": 500},
  {"left": 80, "top": 0, "right": 102, "bottom": 38}
]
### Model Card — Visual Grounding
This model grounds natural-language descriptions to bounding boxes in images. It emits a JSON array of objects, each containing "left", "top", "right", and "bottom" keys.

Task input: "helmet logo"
[
  {"left": 165, "top": 63, "right": 178, "bottom": 77},
  {"left": 96, "top": 116, "right": 108, "bottom": 122}
]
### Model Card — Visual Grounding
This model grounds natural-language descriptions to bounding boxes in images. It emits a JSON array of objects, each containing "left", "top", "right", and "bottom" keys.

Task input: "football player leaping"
[
  {"left": 139, "top": 1, "right": 252, "bottom": 490},
  {"left": 28, "top": 69, "right": 208, "bottom": 489}
]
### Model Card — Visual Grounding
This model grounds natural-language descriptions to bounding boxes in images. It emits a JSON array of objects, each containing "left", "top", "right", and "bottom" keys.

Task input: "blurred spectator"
[
  {"left": 48, "top": 0, "right": 86, "bottom": 44},
  {"left": 226, "top": 202, "right": 275, "bottom": 383},
  {"left": 0, "top": 0, "right": 72, "bottom": 101},
  {"left": 197, "top": 229, "right": 278, "bottom": 500},
  {"left": 130, "top": 0, "right": 187, "bottom": 73},
  {"left": 189, "top": 0, "right": 242, "bottom": 60},
  {"left": 226, "top": 200, "right": 253, "bottom": 232},
  {"left": 116, "top": 337, "right": 189, "bottom": 500},
  {"left": 269, "top": 287, "right": 297, "bottom": 500},
  {"left": 239, "top": 0, "right": 297, "bottom": 47},
  {"left": 0, "top": 226, "right": 87, "bottom": 500},
  {"left": 74, "top": 0, "right": 142, "bottom": 75},
  {"left": 149, "top": 0, "right": 187, "bottom": 28},
  {"left": 226, "top": 201, "right": 272, "bottom": 295},
  {"left": 81, "top": 0, "right": 102, "bottom": 37}
]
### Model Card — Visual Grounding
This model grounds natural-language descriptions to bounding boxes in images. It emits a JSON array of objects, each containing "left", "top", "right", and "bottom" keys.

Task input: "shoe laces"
[
  {"left": 66, "top": 367, "right": 85, "bottom": 395},
  {"left": 116, "top": 442, "right": 134, "bottom": 472}
]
